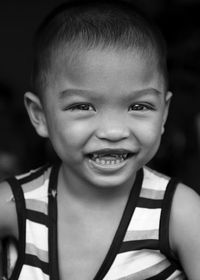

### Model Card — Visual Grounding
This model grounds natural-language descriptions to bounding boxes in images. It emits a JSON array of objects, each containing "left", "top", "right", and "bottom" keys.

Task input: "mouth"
[{"left": 87, "top": 149, "right": 134, "bottom": 166}]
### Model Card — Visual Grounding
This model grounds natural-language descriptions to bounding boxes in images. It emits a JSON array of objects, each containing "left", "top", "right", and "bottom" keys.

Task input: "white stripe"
[
  {"left": 166, "top": 270, "right": 185, "bottom": 280},
  {"left": 124, "top": 229, "right": 158, "bottom": 241},
  {"left": 26, "top": 199, "right": 48, "bottom": 215},
  {"left": 128, "top": 208, "right": 161, "bottom": 231},
  {"left": 26, "top": 243, "right": 48, "bottom": 263},
  {"left": 118, "top": 259, "right": 171, "bottom": 280},
  {"left": 26, "top": 220, "right": 48, "bottom": 251},
  {"left": 24, "top": 179, "right": 49, "bottom": 202},
  {"left": 19, "top": 265, "right": 49, "bottom": 280},
  {"left": 104, "top": 250, "right": 167, "bottom": 279},
  {"left": 16, "top": 167, "right": 42, "bottom": 179},
  {"left": 143, "top": 167, "right": 169, "bottom": 191},
  {"left": 140, "top": 188, "right": 165, "bottom": 200}
]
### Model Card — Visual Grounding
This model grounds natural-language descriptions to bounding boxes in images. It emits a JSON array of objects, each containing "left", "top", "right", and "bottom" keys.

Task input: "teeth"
[
  {"left": 91, "top": 157, "right": 125, "bottom": 165},
  {"left": 89, "top": 152, "right": 130, "bottom": 166},
  {"left": 93, "top": 153, "right": 99, "bottom": 159}
]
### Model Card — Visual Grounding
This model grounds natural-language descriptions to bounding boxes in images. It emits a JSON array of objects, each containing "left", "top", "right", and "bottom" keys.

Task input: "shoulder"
[
  {"left": 0, "top": 180, "right": 18, "bottom": 239},
  {"left": 170, "top": 182, "right": 200, "bottom": 247},
  {"left": 170, "top": 182, "right": 200, "bottom": 279},
  {"left": 0, "top": 164, "right": 52, "bottom": 240}
]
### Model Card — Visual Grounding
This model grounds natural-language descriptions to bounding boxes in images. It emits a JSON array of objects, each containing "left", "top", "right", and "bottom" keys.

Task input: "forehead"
[{"left": 45, "top": 46, "right": 165, "bottom": 97}]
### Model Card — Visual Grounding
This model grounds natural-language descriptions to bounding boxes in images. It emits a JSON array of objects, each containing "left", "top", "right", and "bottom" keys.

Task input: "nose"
[{"left": 95, "top": 113, "right": 130, "bottom": 142}]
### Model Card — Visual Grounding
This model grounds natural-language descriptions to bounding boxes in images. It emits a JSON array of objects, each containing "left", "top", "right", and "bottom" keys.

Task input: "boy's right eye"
[{"left": 65, "top": 103, "right": 96, "bottom": 112}]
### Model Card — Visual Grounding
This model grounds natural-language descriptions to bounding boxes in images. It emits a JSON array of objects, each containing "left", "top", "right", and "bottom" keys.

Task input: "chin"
[{"left": 87, "top": 172, "right": 135, "bottom": 190}]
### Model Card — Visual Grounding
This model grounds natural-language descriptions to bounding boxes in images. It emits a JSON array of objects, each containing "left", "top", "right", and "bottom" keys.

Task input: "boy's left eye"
[
  {"left": 67, "top": 103, "right": 95, "bottom": 111},
  {"left": 128, "top": 103, "right": 154, "bottom": 111}
]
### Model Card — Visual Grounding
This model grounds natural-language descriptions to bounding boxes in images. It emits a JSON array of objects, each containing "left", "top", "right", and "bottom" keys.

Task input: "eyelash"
[{"left": 128, "top": 103, "right": 155, "bottom": 111}]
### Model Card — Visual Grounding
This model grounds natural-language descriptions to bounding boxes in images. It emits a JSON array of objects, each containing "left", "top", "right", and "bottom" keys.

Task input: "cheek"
[
  {"left": 134, "top": 118, "right": 163, "bottom": 147},
  {"left": 51, "top": 118, "right": 93, "bottom": 148},
  {"left": 134, "top": 119, "right": 163, "bottom": 166}
]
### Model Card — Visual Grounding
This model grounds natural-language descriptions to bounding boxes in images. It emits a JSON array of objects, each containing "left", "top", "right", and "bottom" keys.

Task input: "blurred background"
[{"left": 0, "top": 0, "right": 200, "bottom": 187}]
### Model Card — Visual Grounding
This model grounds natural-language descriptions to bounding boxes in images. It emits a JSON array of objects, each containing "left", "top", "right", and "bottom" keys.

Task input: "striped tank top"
[{"left": 5, "top": 163, "right": 187, "bottom": 280}]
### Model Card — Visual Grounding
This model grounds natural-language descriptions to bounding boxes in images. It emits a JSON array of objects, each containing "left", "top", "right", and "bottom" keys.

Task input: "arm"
[
  {"left": 170, "top": 183, "right": 200, "bottom": 280},
  {"left": 0, "top": 181, "right": 18, "bottom": 239},
  {"left": 0, "top": 181, "right": 18, "bottom": 277}
]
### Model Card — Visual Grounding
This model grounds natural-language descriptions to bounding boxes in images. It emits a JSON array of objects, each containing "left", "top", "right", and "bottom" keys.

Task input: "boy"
[{"left": 0, "top": 1, "right": 200, "bottom": 279}]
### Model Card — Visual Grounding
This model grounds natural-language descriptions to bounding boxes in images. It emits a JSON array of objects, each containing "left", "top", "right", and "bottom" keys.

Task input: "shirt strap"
[{"left": 5, "top": 177, "right": 26, "bottom": 280}]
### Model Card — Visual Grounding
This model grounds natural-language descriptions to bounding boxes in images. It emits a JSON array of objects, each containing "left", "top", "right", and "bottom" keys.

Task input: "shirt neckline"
[{"left": 48, "top": 163, "right": 143, "bottom": 280}]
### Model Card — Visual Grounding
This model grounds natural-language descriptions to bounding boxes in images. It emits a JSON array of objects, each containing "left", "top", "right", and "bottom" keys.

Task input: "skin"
[
  {"left": 170, "top": 184, "right": 200, "bottom": 280},
  {"left": 0, "top": 47, "right": 200, "bottom": 279}
]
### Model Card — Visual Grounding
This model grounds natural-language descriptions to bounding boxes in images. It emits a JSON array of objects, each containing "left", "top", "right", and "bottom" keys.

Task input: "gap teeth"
[
  {"left": 93, "top": 158, "right": 124, "bottom": 165},
  {"left": 90, "top": 153, "right": 129, "bottom": 165},
  {"left": 122, "top": 153, "right": 128, "bottom": 159}
]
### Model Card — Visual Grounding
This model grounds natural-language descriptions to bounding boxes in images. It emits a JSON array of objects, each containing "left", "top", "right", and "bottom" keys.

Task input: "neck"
[{"left": 58, "top": 164, "right": 136, "bottom": 206}]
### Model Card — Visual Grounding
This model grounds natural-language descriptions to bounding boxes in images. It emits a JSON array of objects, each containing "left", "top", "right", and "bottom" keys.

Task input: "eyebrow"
[
  {"left": 59, "top": 89, "right": 96, "bottom": 99},
  {"left": 128, "top": 88, "right": 162, "bottom": 98},
  {"left": 59, "top": 88, "right": 162, "bottom": 100}
]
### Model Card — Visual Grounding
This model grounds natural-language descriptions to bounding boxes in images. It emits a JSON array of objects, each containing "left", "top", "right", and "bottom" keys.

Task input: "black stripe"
[
  {"left": 137, "top": 197, "right": 162, "bottom": 208},
  {"left": 146, "top": 264, "right": 177, "bottom": 280},
  {"left": 2, "top": 237, "right": 9, "bottom": 276},
  {"left": 25, "top": 254, "right": 49, "bottom": 275},
  {"left": 26, "top": 209, "right": 49, "bottom": 226},
  {"left": 6, "top": 177, "right": 26, "bottom": 280},
  {"left": 94, "top": 169, "right": 144, "bottom": 280},
  {"left": 48, "top": 163, "right": 60, "bottom": 280},
  {"left": 119, "top": 239, "right": 159, "bottom": 253},
  {"left": 18, "top": 164, "right": 50, "bottom": 185},
  {"left": 190, "top": 184, "right": 200, "bottom": 196}
]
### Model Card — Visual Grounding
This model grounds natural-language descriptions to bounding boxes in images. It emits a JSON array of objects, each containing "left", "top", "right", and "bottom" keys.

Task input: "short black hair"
[{"left": 31, "top": 0, "right": 168, "bottom": 96}]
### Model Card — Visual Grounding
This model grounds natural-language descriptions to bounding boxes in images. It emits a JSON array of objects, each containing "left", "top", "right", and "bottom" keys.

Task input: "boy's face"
[{"left": 29, "top": 48, "right": 171, "bottom": 189}]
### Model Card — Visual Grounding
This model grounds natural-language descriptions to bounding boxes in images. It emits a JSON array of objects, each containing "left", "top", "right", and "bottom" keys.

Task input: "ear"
[
  {"left": 162, "top": 91, "right": 172, "bottom": 134},
  {"left": 24, "top": 92, "right": 49, "bottom": 138}
]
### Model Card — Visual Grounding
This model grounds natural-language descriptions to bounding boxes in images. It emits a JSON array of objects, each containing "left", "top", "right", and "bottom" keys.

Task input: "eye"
[
  {"left": 128, "top": 103, "right": 155, "bottom": 111},
  {"left": 66, "top": 103, "right": 95, "bottom": 112}
]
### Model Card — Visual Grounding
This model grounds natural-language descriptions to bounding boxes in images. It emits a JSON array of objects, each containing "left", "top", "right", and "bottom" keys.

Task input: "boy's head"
[
  {"left": 25, "top": 0, "right": 171, "bottom": 189},
  {"left": 31, "top": 0, "right": 168, "bottom": 97}
]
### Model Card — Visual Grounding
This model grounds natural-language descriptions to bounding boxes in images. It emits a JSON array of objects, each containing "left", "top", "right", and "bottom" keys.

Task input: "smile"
[{"left": 87, "top": 149, "right": 133, "bottom": 169}]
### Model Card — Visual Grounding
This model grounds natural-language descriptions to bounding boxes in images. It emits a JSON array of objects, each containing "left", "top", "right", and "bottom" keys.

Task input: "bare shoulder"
[
  {"left": 170, "top": 182, "right": 200, "bottom": 279},
  {"left": 0, "top": 180, "right": 18, "bottom": 239}
]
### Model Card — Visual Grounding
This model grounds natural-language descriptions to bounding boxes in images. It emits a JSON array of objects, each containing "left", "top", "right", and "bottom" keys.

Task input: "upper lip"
[{"left": 87, "top": 148, "right": 133, "bottom": 156}]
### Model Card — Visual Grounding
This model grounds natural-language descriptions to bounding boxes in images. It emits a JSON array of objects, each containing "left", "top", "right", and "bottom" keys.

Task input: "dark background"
[{"left": 0, "top": 0, "right": 200, "bottom": 187}]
